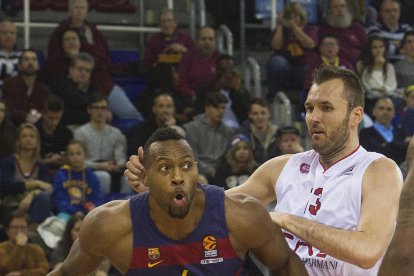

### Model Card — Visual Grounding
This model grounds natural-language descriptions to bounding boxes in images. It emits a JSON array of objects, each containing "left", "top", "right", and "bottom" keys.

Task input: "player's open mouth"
[{"left": 173, "top": 191, "right": 186, "bottom": 206}]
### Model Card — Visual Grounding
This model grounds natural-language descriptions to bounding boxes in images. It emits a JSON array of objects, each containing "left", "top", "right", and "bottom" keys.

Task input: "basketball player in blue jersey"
[
  {"left": 125, "top": 67, "right": 403, "bottom": 275},
  {"left": 379, "top": 138, "right": 414, "bottom": 275},
  {"left": 48, "top": 127, "right": 306, "bottom": 275}
]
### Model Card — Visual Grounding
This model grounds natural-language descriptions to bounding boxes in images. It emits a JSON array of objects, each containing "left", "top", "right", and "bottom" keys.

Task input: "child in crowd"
[
  {"left": 52, "top": 140, "right": 103, "bottom": 216},
  {"left": 213, "top": 134, "right": 258, "bottom": 189}
]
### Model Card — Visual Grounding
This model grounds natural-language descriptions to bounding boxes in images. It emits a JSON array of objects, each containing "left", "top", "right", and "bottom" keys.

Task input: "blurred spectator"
[
  {"left": 3, "top": 49, "right": 49, "bottom": 126},
  {"left": 51, "top": 52, "right": 98, "bottom": 126},
  {"left": 42, "top": 30, "right": 83, "bottom": 81},
  {"left": 183, "top": 92, "right": 234, "bottom": 181},
  {"left": 48, "top": 0, "right": 107, "bottom": 63},
  {"left": 144, "top": 9, "right": 195, "bottom": 92},
  {"left": 49, "top": 213, "right": 110, "bottom": 274},
  {"left": 266, "top": 2, "right": 317, "bottom": 102},
  {"left": 0, "top": 210, "right": 49, "bottom": 275},
  {"left": 394, "top": 31, "right": 414, "bottom": 89},
  {"left": 47, "top": 0, "right": 143, "bottom": 122},
  {"left": 217, "top": 67, "right": 250, "bottom": 129},
  {"left": 196, "top": 55, "right": 250, "bottom": 129},
  {"left": 400, "top": 85, "right": 414, "bottom": 136},
  {"left": 36, "top": 95, "right": 73, "bottom": 171},
  {"left": 320, "top": 0, "right": 378, "bottom": 26},
  {"left": 52, "top": 140, "right": 103, "bottom": 216},
  {"left": 274, "top": 126, "right": 304, "bottom": 156},
  {"left": 74, "top": 94, "right": 127, "bottom": 194},
  {"left": 319, "top": 0, "right": 367, "bottom": 66},
  {"left": 356, "top": 36, "right": 398, "bottom": 114},
  {"left": 126, "top": 92, "right": 184, "bottom": 156},
  {"left": 0, "top": 20, "right": 20, "bottom": 94},
  {"left": 304, "top": 34, "right": 354, "bottom": 90},
  {"left": 0, "top": 99, "right": 16, "bottom": 161},
  {"left": 213, "top": 134, "right": 258, "bottom": 189},
  {"left": 0, "top": 123, "right": 52, "bottom": 224},
  {"left": 235, "top": 98, "right": 278, "bottom": 165},
  {"left": 360, "top": 97, "right": 409, "bottom": 165},
  {"left": 49, "top": 213, "right": 84, "bottom": 269},
  {"left": 176, "top": 26, "right": 221, "bottom": 107},
  {"left": 367, "top": 0, "right": 411, "bottom": 62}
]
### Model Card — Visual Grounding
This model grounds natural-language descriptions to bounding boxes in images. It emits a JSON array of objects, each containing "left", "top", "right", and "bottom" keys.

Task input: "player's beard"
[{"left": 311, "top": 113, "right": 350, "bottom": 157}]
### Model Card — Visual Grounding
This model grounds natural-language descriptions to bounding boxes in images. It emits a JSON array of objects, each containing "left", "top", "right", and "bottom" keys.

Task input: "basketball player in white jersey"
[
  {"left": 379, "top": 137, "right": 414, "bottom": 275},
  {"left": 125, "top": 67, "right": 403, "bottom": 275}
]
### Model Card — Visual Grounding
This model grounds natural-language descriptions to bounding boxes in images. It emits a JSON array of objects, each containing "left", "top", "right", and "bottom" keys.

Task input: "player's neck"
[
  {"left": 319, "top": 139, "right": 359, "bottom": 171},
  {"left": 149, "top": 189, "right": 205, "bottom": 240}
]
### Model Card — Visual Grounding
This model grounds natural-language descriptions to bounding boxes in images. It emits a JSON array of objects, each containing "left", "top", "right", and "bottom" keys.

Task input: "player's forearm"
[
  {"left": 275, "top": 213, "right": 387, "bottom": 269},
  {"left": 272, "top": 252, "right": 307, "bottom": 276}
]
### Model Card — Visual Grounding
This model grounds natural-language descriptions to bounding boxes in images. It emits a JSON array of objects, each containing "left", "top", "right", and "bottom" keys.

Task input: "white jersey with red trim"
[{"left": 275, "top": 146, "right": 387, "bottom": 276}]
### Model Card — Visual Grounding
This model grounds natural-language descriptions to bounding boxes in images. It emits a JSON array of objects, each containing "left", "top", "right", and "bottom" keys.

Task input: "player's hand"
[
  {"left": 124, "top": 147, "right": 146, "bottom": 193},
  {"left": 269, "top": 212, "right": 288, "bottom": 229}
]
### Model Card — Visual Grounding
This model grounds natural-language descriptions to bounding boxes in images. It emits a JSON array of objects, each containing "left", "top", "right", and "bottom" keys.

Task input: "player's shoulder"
[
  {"left": 225, "top": 193, "right": 269, "bottom": 227},
  {"left": 79, "top": 200, "right": 131, "bottom": 248},
  {"left": 365, "top": 156, "right": 400, "bottom": 174},
  {"left": 363, "top": 156, "right": 403, "bottom": 190}
]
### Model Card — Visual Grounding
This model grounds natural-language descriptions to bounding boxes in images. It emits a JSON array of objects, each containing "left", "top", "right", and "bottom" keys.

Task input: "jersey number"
[{"left": 308, "top": 187, "right": 323, "bottom": 215}]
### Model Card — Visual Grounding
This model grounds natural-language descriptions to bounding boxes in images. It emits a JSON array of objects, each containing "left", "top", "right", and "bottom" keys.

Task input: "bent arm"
[
  {"left": 272, "top": 158, "right": 402, "bottom": 269},
  {"left": 226, "top": 155, "right": 290, "bottom": 205},
  {"left": 291, "top": 25, "right": 315, "bottom": 49},
  {"left": 227, "top": 194, "right": 306, "bottom": 275},
  {"left": 271, "top": 26, "right": 283, "bottom": 51},
  {"left": 379, "top": 166, "right": 414, "bottom": 275}
]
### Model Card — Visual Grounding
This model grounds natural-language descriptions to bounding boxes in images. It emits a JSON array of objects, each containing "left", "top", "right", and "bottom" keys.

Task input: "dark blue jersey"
[{"left": 126, "top": 184, "right": 247, "bottom": 275}]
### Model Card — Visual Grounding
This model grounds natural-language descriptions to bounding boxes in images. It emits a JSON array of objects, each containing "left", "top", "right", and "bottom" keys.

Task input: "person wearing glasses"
[
  {"left": 74, "top": 94, "right": 127, "bottom": 194},
  {"left": 0, "top": 210, "right": 49, "bottom": 275}
]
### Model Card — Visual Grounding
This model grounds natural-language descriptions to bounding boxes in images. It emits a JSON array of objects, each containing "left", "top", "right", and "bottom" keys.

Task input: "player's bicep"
[
  {"left": 251, "top": 221, "right": 294, "bottom": 271},
  {"left": 60, "top": 239, "right": 104, "bottom": 276},
  {"left": 358, "top": 158, "right": 403, "bottom": 257},
  {"left": 226, "top": 155, "right": 291, "bottom": 204}
]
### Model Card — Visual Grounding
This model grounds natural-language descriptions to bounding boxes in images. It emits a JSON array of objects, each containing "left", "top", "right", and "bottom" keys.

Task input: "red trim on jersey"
[
  {"left": 321, "top": 145, "right": 360, "bottom": 173},
  {"left": 129, "top": 237, "right": 238, "bottom": 269}
]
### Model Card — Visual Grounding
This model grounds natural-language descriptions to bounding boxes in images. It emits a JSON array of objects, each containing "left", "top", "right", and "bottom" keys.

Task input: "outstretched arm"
[
  {"left": 124, "top": 149, "right": 290, "bottom": 205},
  {"left": 48, "top": 239, "right": 104, "bottom": 276},
  {"left": 271, "top": 158, "right": 402, "bottom": 269},
  {"left": 379, "top": 155, "right": 414, "bottom": 275},
  {"left": 226, "top": 194, "right": 307, "bottom": 275}
]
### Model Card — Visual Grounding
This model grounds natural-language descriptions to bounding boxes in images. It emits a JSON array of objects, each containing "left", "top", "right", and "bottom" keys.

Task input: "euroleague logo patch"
[
  {"left": 201, "top": 236, "right": 223, "bottom": 264},
  {"left": 203, "top": 236, "right": 217, "bottom": 250},
  {"left": 202, "top": 236, "right": 218, "bottom": 258},
  {"left": 300, "top": 163, "right": 310, "bottom": 173}
]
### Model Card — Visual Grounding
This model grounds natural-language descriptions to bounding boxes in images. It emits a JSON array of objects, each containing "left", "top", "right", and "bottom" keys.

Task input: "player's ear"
[
  {"left": 142, "top": 170, "right": 148, "bottom": 186},
  {"left": 350, "top": 106, "right": 363, "bottom": 127}
]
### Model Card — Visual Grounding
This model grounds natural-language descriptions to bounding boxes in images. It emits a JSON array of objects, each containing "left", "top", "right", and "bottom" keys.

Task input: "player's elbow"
[{"left": 355, "top": 250, "right": 383, "bottom": 269}]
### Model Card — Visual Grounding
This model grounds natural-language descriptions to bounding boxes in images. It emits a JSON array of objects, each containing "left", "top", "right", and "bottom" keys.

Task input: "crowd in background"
[{"left": 0, "top": 0, "right": 413, "bottom": 274}]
